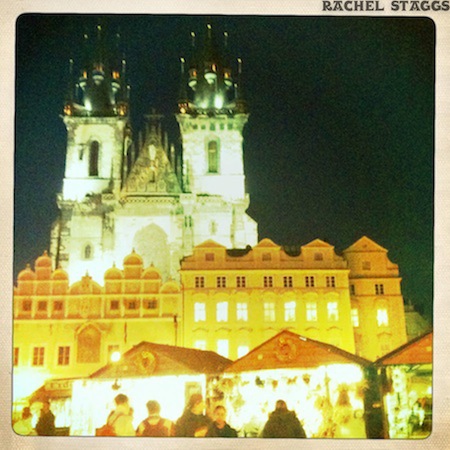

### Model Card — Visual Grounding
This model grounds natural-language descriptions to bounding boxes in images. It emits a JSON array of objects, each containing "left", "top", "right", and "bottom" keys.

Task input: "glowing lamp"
[{"left": 110, "top": 351, "right": 121, "bottom": 363}]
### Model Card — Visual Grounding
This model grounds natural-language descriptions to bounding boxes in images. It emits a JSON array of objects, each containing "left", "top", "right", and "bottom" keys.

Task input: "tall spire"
[{"left": 177, "top": 24, "right": 246, "bottom": 115}]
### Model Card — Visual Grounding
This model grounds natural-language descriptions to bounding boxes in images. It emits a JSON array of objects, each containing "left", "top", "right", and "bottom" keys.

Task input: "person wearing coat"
[
  {"left": 262, "top": 399, "right": 307, "bottom": 438},
  {"left": 175, "top": 393, "right": 212, "bottom": 437},
  {"left": 35, "top": 400, "right": 56, "bottom": 436},
  {"left": 107, "top": 393, "right": 136, "bottom": 436},
  {"left": 206, "top": 405, "right": 238, "bottom": 437}
]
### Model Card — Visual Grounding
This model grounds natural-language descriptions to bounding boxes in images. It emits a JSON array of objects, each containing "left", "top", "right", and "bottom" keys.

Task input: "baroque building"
[
  {"left": 13, "top": 24, "right": 410, "bottom": 414},
  {"left": 50, "top": 25, "right": 257, "bottom": 284}
]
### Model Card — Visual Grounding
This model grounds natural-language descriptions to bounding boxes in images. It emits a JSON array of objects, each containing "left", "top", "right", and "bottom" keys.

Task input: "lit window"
[
  {"left": 284, "top": 301, "right": 296, "bottom": 322},
  {"left": 362, "top": 261, "right": 371, "bottom": 270},
  {"left": 351, "top": 308, "right": 359, "bottom": 327},
  {"left": 194, "top": 340, "right": 206, "bottom": 350},
  {"left": 22, "top": 300, "right": 32, "bottom": 311},
  {"left": 207, "top": 140, "right": 219, "bottom": 173},
  {"left": 217, "top": 339, "right": 229, "bottom": 358},
  {"left": 305, "top": 276, "right": 315, "bottom": 287},
  {"left": 194, "top": 302, "right": 206, "bottom": 322},
  {"left": 264, "top": 302, "right": 276, "bottom": 322},
  {"left": 327, "top": 302, "right": 339, "bottom": 321},
  {"left": 314, "top": 252, "right": 323, "bottom": 261},
  {"left": 37, "top": 301, "right": 47, "bottom": 312},
  {"left": 13, "top": 348, "right": 19, "bottom": 366},
  {"left": 263, "top": 276, "right": 273, "bottom": 288},
  {"left": 58, "top": 346, "right": 70, "bottom": 366},
  {"left": 236, "top": 302, "right": 248, "bottom": 321},
  {"left": 375, "top": 284, "right": 385, "bottom": 295},
  {"left": 216, "top": 301, "right": 228, "bottom": 322},
  {"left": 236, "top": 276, "right": 246, "bottom": 288},
  {"left": 306, "top": 302, "right": 317, "bottom": 322},
  {"left": 195, "top": 276, "right": 205, "bottom": 288},
  {"left": 32, "top": 347, "right": 45, "bottom": 366},
  {"left": 110, "top": 300, "right": 119, "bottom": 310},
  {"left": 262, "top": 253, "right": 272, "bottom": 261},
  {"left": 283, "top": 276, "right": 293, "bottom": 288},
  {"left": 326, "top": 276, "right": 336, "bottom": 288},
  {"left": 237, "top": 345, "right": 249, "bottom": 358},
  {"left": 216, "top": 276, "right": 227, "bottom": 288},
  {"left": 350, "top": 284, "right": 356, "bottom": 295},
  {"left": 146, "top": 299, "right": 158, "bottom": 309},
  {"left": 377, "top": 308, "right": 389, "bottom": 327}
]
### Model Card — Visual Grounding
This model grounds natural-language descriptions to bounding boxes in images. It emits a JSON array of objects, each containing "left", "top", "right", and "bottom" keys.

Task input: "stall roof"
[
  {"left": 89, "top": 341, "right": 233, "bottom": 378},
  {"left": 224, "top": 330, "right": 371, "bottom": 373},
  {"left": 375, "top": 331, "right": 433, "bottom": 366}
]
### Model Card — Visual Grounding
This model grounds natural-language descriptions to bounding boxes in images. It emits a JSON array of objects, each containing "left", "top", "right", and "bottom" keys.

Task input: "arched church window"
[
  {"left": 207, "top": 140, "right": 219, "bottom": 173},
  {"left": 84, "top": 244, "right": 93, "bottom": 260},
  {"left": 77, "top": 325, "right": 101, "bottom": 363},
  {"left": 89, "top": 141, "right": 99, "bottom": 176}
]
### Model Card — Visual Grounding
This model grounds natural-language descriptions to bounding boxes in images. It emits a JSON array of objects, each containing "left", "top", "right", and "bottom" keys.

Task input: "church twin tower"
[{"left": 50, "top": 24, "right": 258, "bottom": 283}]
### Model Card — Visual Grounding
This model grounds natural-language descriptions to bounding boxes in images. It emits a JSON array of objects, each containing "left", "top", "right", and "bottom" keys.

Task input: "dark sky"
[{"left": 15, "top": 15, "right": 434, "bottom": 320}]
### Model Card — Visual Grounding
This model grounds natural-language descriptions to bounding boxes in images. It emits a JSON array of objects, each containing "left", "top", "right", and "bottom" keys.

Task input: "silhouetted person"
[
  {"left": 136, "top": 400, "right": 174, "bottom": 437},
  {"left": 13, "top": 406, "right": 34, "bottom": 435},
  {"left": 206, "top": 405, "right": 237, "bottom": 437},
  {"left": 175, "top": 393, "right": 212, "bottom": 437},
  {"left": 262, "top": 400, "right": 306, "bottom": 438},
  {"left": 36, "top": 400, "right": 56, "bottom": 436},
  {"left": 107, "top": 393, "right": 135, "bottom": 436}
]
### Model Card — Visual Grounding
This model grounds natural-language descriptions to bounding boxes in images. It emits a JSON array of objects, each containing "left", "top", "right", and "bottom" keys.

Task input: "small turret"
[
  {"left": 178, "top": 24, "right": 246, "bottom": 115},
  {"left": 63, "top": 25, "right": 129, "bottom": 118}
]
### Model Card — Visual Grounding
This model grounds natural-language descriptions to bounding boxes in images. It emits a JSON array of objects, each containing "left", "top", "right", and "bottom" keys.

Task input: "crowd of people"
[{"left": 97, "top": 393, "right": 306, "bottom": 438}]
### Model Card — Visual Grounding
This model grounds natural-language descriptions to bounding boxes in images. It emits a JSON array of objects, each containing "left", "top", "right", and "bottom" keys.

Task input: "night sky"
[{"left": 15, "top": 15, "right": 434, "bottom": 320}]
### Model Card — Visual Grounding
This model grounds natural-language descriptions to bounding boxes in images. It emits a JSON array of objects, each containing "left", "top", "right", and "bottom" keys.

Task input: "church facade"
[{"left": 13, "top": 25, "right": 411, "bottom": 411}]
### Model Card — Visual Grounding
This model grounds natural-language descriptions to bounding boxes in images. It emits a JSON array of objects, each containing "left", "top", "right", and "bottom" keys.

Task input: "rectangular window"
[
  {"left": 110, "top": 300, "right": 119, "bottom": 310},
  {"left": 217, "top": 339, "right": 229, "bottom": 358},
  {"left": 283, "top": 276, "right": 293, "bottom": 288},
  {"left": 22, "top": 300, "right": 32, "bottom": 311},
  {"left": 205, "top": 253, "right": 215, "bottom": 261},
  {"left": 284, "top": 301, "right": 296, "bottom": 322},
  {"left": 363, "top": 261, "right": 371, "bottom": 270},
  {"left": 194, "top": 303, "right": 206, "bottom": 322},
  {"left": 351, "top": 308, "right": 360, "bottom": 327},
  {"left": 306, "top": 302, "right": 317, "bottom": 322},
  {"left": 216, "top": 276, "right": 227, "bottom": 288},
  {"left": 327, "top": 302, "right": 339, "bottom": 321},
  {"left": 377, "top": 308, "right": 389, "bottom": 326},
  {"left": 350, "top": 284, "right": 356, "bottom": 295},
  {"left": 314, "top": 252, "right": 323, "bottom": 261},
  {"left": 375, "top": 284, "right": 385, "bottom": 295},
  {"left": 305, "top": 276, "right": 315, "bottom": 287},
  {"left": 127, "top": 300, "right": 137, "bottom": 310},
  {"left": 32, "top": 347, "right": 45, "bottom": 366},
  {"left": 262, "top": 253, "right": 272, "bottom": 261},
  {"left": 236, "top": 302, "right": 248, "bottom": 321},
  {"left": 53, "top": 300, "right": 63, "bottom": 311},
  {"left": 37, "top": 301, "right": 47, "bottom": 312},
  {"left": 13, "top": 347, "right": 19, "bottom": 366},
  {"left": 237, "top": 345, "right": 249, "bottom": 358},
  {"left": 195, "top": 276, "right": 205, "bottom": 288},
  {"left": 263, "top": 276, "right": 273, "bottom": 288},
  {"left": 216, "top": 301, "right": 228, "bottom": 322},
  {"left": 194, "top": 340, "right": 206, "bottom": 351},
  {"left": 145, "top": 299, "right": 158, "bottom": 309},
  {"left": 264, "top": 302, "right": 276, "bottom": 322},
  {"left": 236, "top": 276, "right": 246, "bottom": 288},
  {"left": 326, "top": 276, "right": 336, "bottom": 288},
  {"left": 58, "top": 346, "right": 70, "bottom": 366}
]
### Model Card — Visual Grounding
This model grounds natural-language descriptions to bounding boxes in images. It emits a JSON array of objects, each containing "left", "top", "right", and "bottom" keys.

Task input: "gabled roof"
[
  {"left": 254, "top": 238, "right": 279, "bottom": 249},
  {"left": 302, "top": 239, "right": 334, "bottom": 249},
  {"left": 343, "top": 236, "right": 387, "bottom": 253},
  {"left": 90, "top": 341, "right": 232, "bottom": 378},
  {"left": 225, "top": 330, "right": 370, "bottom": 373},
  {"left": 375, "top": 331, "right": 432, "bottom": 366}
]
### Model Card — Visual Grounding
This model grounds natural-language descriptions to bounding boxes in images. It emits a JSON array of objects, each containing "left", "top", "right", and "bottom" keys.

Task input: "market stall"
[
  {"left": 376, "top": 331, "right": 432, "bottom": 439},
  {"left": 218, "top": 330, "right": 371, "bottom": 438},
  {"left": 67, "top": 342, "right": 231, "bottom": 435}
]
